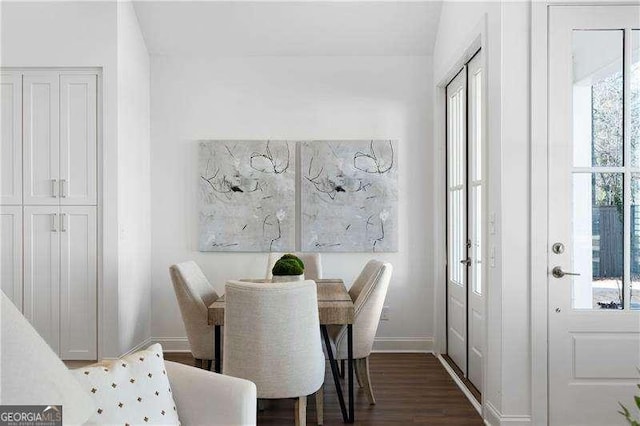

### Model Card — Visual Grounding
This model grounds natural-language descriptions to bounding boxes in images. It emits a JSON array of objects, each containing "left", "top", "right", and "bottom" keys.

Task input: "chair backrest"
[
  {"left": 266, "top": 252, "right": 323, "bottom": 281},
  {"left": 337, "top": 260, "right": 393, "bottom": 360},
  {"left": 223, "top": 280, "right": 325, "bottom": 399},
  {"left": 169, "top": 261, "right": 218, "bottom": 359},
  {"left": 348, "top": 259, "right": 384, "bottom": 302}
]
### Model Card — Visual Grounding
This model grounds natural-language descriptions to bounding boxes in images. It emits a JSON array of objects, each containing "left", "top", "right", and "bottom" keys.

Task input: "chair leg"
[
  {"left": 194, "top": 358, "right": 202, "bottom": 368},
  {"left": 354, "top": 359, "right": 364, "bottom": 388},
  {"left": 206, "top": 359, "right": 212, "bottom": 371},
  {"left": 361, "top": 356, "right": 376, "bottom": 405},
  {"left": 294, "top": 396, "right": 307, "bottom": 426},
  {"left": 315, "top": 387, "right": 324, "bottom": 425}
]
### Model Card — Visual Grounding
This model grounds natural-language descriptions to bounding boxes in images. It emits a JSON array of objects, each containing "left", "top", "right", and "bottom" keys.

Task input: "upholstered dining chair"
[
  {"left": 223, "top": 280, "right": 325, "bottom": 426},
  {"left": 266, "top": 252, "right": 323, "bottom": 281},
  {"left": 326, "top": 260, "right": 392, "bottom": 405},
  {"left": 170, "top": 261, "right": 219, "bottom": 370}
]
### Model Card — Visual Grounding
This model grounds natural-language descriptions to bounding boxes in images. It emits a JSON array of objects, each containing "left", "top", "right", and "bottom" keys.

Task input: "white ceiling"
[{"left": 132, "top": 1, "right": 442, "bottom": 56}]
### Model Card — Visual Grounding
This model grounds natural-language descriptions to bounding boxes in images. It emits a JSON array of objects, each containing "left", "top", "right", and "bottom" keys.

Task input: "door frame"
[
  {"left": 433, "top": 15, "right": 488, "bottom": 415},
  {"left": 530, "top": 2, "right": 639, "bottom": 424}
]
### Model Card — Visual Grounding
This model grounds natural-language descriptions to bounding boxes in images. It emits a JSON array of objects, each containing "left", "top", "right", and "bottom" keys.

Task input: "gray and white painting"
[
  {"left": 199, "top": 140, "right": 295, "bottom": 252},
  {"left": 301, "top": 140, "right": 398, "bottom": 252}
]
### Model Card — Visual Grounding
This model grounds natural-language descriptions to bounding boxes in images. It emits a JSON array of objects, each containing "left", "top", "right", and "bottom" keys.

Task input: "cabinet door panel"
[
  {"left": 24, "top": 206, "right": 60, "bottom": 354},
  {"left": 60, "top": 75, "right": 97, "bottom": 205},
  {"left": 0, "top": 206, "right": 23, "bottom": 308},
  {"left": 1, "top": 73, "right": 22, "bottom": 204},
  {"left": 59, "top": 206, "right": 96, "bottom": 360},
  {"left": 23, "top": 74, "right": 59, "bottom": 205}
]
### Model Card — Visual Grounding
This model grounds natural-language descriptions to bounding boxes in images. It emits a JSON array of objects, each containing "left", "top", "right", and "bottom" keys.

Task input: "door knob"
[
  {"left": 552, "top": 266, "right": 580, "bottom": 278},
  {"left": 460, "top": 258, "right": 471, "bottom": 267}
]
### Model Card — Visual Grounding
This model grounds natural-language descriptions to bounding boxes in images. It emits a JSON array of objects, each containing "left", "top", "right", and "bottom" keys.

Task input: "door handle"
[
  {"left": 61, "top": 213, "right": 67, "bottom": 232},
  {"left": 51, "top": 213, "right": 58, "bottom": 232},
  {"left": 60, "top": 179, "right": 67, "bottom": 198},
  {"left": 51, "top": 179, "right": 58, "bottom": 198},
  {"left": 552, "top": 266, "right": 580, "bottom": 278},
  {"left": 460, "top": 258, "right": 472, "bottom": 266}
]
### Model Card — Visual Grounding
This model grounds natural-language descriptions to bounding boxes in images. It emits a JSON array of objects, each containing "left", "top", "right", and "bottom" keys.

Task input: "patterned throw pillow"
[{"left": 71, "top": 344, "right": 180, "bottom": 425}]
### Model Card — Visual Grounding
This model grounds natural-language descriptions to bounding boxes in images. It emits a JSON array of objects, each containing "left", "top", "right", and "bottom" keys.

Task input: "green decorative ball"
[
  {"left": 280, "top": 253, "right": 304, "bottom": 270},
  {"left": 272, "top": 258, "right": 304, "bottom": 276}
]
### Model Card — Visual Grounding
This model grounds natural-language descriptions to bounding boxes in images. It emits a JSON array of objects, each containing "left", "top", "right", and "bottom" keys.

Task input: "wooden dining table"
[{"left": 208, "top": 278, "right": 356, "bottom": 423}]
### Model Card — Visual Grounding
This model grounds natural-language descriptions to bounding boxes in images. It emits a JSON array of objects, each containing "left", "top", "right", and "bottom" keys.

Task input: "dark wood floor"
[{"left": 164, "top": 352, "right": 483, "bottom": 425}]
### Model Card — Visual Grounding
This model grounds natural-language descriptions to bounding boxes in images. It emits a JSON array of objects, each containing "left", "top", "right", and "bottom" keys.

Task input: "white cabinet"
[
  {"left": 60, "top": 206, "right": 97, "bottom": 360},
  {"left": 23, "top": 74, "right": 60, "bottom": 205},
  {"left": 2, "top": 69, "right": 99, "bottom": 360},
  {"left": 0, "top": 206, "right": 23, "bottom": 307},
  {"left": 1, "top": 73, "right": 23, "bottom": 204},
  {"left": 60, "top": 74, "right": 97, "bottom": 205},
  {"left": 23, "top": 73, "right": 97, "bottom": 206},
  {"left": 24, "top": 206, "right": 61, "bottom": 354},
  {"left": 23, "top": 205, "right": 97, "bottom": 359}
]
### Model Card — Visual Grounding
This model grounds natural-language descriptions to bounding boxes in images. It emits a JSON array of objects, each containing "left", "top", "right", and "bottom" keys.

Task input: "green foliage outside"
[
  {"left": 619, "top": 380, "right": 640, "bottom": 425},
  {"left": 272, "top": 254, "right": 304, "bottom": 276}
]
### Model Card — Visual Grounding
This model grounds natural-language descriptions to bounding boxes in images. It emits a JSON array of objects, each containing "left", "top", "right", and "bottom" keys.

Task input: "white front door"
[
  {"left": 446, "top": 50, "right": 485, "bottom": 393},
  {"left": 447, "top": 68, "right": 468, "bottom": 376},
  {"left": 548, "top": 6, "right": 640, "bottom": 425}
]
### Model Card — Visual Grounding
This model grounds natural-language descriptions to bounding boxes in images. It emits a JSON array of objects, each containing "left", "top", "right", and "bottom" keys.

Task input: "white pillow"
[
  {"left": 71, "top": 344, "right": 180, "bottom": 425},
  {"left": 1, "top": 291, "right": 95, "bottom": 425}
]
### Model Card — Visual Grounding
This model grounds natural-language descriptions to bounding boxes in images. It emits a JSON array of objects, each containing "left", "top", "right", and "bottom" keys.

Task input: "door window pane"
[
  {"left": 573, "top": 173, "right": 624, "bottom": 309},
  {"left": 472, "top": 185, "right": 482, "bottom": 295},
  {"left": 632, "top": 174, "right": 640, "bottom": 309},
  {"left": 631, "top": 31, "right": 640, "bottom": 167},
  {"left": 572, "top": 30, "right": 623, "bottom": 168}
]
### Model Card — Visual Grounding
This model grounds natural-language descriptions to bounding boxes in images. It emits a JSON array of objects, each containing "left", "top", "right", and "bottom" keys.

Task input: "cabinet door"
[
  {"left": 59, "top": 206, "right": 96, "bottom": 360},
  {"left": 1, "top": 73, "right": 23, "bottom": 204},
  {"left": 24, "top": 206, "right": 60, "bottom": 354},
  {"left": 59, "top": 74, "right": 97, "bottom": 205},
  {"left": 23, "top": 74, "right": 59, "bottom": 205},
  {"left": 0, "top": 206, "right": 23, "bottom": 308}
]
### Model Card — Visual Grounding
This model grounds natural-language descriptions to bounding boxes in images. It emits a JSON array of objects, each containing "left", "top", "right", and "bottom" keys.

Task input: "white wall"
[
  {"left": 433, "top": 1, "right": 532, "bottom": 424},
  {"left": 116, "top": 1, "right": 152, "bottom": 355},
  {"left": 149, "top": 55, "right": 434, "bottom": 351},
  {"left": 0, "top": 0, "right": 121, "bottom": 358}
]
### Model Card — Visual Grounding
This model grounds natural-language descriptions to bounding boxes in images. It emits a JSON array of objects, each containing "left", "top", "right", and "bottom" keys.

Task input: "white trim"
[
  {"left": 151, "top": 337, "right": 192, "bottom": 352},
  {"left": 530, "top": 2, "right": 549, "bottom": 426},
  {"left": 437, "top": 354, "right": 481, "bottom": 415},
  {"left": 118, "top": 337, "right": 154, "bottom": 358},
  {"left": 371, "top": 337, "right": 433, "bottom": 353},
  {"left": 150, "top": 336, "right": 434, "bottom": 353},
  {"left": 484, "top": 401, "right": 532, "bottom": 426}
]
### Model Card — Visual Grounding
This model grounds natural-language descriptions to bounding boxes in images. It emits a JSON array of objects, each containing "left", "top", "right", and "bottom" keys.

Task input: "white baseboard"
[
  {"left": 484, "top": 401, "right": 531, "bottom": 426},
  {"left": 371, "top": 337, "right": 433, "bottom": 353},
  {"left": 150, "top": 336, "right": 433, "bottom": 353},
  {"left": 151, "top": 337, "right": 191, "bottom": 352},
  {"left": 437, "top": 354, "right": 482, "bottom": 415}
]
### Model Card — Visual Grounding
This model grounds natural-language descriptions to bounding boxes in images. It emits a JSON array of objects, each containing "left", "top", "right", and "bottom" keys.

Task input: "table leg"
[
  {"left": 214, "top": 325, "right": 221, "bottom": 373},
  {"left": 347, "top": 324, "right": 354, "bottom": 423},
  {"left": 321, "top": 325, "right": 348, "bottom": 423}
]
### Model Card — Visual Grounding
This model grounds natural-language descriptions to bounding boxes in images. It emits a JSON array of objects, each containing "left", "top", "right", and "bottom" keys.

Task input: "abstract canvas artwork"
[
  {"left": 300, "top": 140, "right": 398, "bottom": 252},
  {"left": 198, "top": 140, "right": 295, "bottom": 252}
]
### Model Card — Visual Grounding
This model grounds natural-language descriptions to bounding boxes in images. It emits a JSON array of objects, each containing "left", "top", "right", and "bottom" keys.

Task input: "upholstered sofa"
[{"left": 0, "top": 291, "right": 257, "bottom": 425}]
